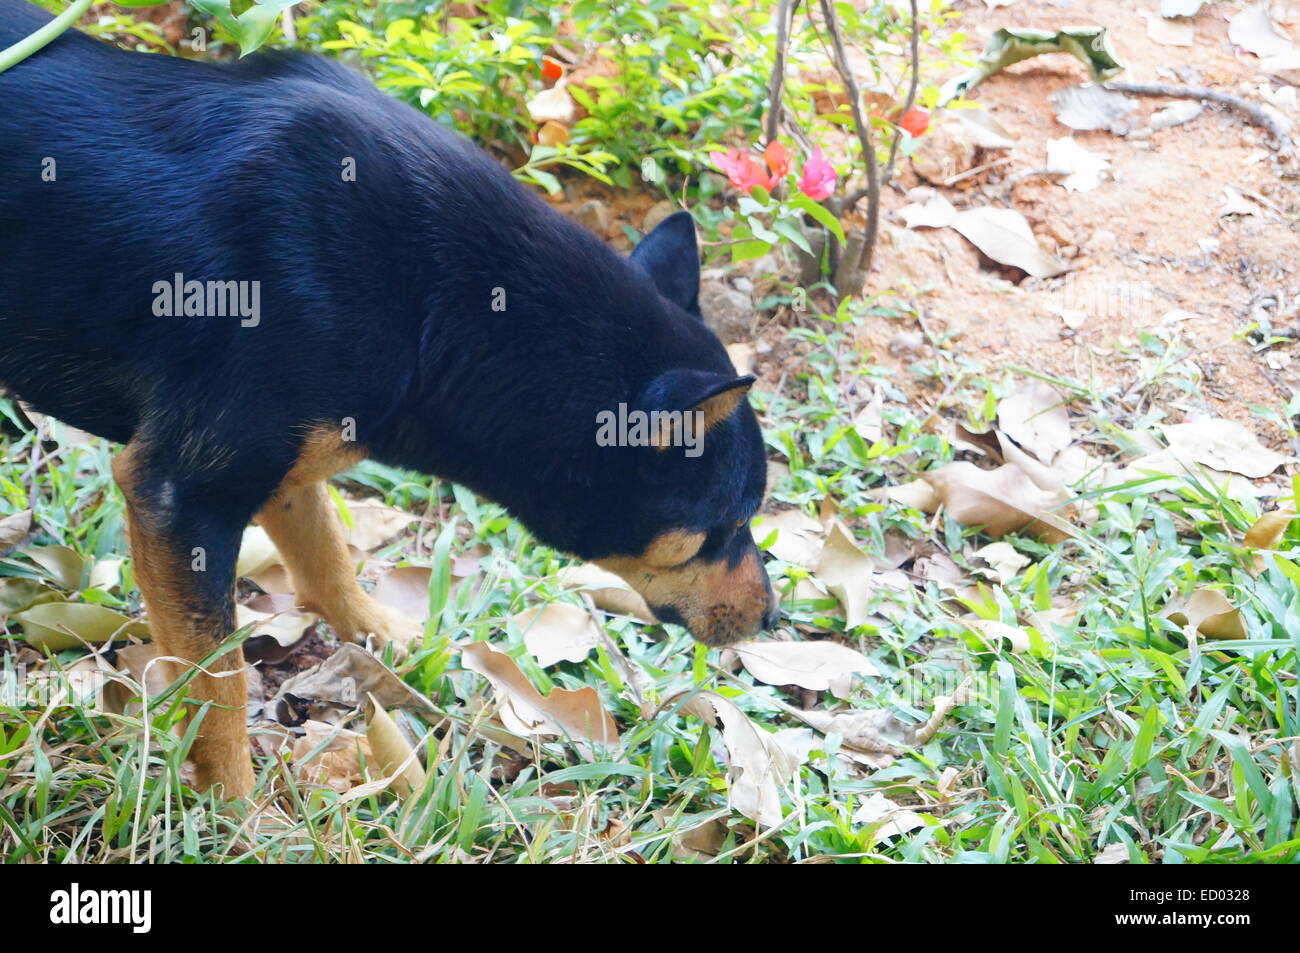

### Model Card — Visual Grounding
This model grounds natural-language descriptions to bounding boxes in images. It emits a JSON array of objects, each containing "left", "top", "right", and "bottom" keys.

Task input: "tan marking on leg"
[
  {"left": 279, "top": 424, "right": 368, "bottom": 491},
  {"left": 256, "top": 480, "right": 407, "bottom": 646},
  {"left": 112, "top": 446, "right": 254, "bottom": 798}
]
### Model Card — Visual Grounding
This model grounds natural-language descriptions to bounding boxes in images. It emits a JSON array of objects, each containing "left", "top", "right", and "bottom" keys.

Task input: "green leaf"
[
  {"left": 731, "top": 240, "right": 771, "bottom": 263},
  {"left": 791, "top": 193, "right": 847, "bottom": 246},
  {"left": 191, "top": 0, "right": 303, "bottom": 57},
  {"left": 772, "top": 218, "right": 813, "bottom": 254}
]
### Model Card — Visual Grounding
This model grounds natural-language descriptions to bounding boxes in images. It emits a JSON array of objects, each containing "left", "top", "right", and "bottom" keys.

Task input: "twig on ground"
[
  {"left": 943, "top": 156, "right": 1013, "bottom": 187},
  {"left": 1107, "top": 81, "right": 1294, "bottom": 157},
  {"left": 1001, "top": 165, "right": 1070, "bottom": 199}
]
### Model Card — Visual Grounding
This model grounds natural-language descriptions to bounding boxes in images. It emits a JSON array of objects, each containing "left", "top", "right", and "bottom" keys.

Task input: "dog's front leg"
[
  {"left": 256, "top": 480, "right": 418, "bottom": 650},
  {"left": 113, "top": 445, "right": 256, "bottom": 798}
]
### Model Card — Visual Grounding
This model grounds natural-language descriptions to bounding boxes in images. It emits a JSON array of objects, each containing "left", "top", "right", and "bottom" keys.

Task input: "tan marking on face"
[
  {"left": 597, "top": 541, "right": 772, "bottom": 646},
  {"left": 641, "top": 529, "right": 706, "bottom": 567}
]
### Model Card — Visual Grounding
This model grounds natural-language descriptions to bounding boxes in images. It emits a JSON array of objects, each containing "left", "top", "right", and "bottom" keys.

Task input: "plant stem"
[
  {"left": 0, "top": 0, "right": 94, "bottom": 74},
  {"left": 765, "top": 0, "right": 798, "bottom": 145},
  {"left": 817, "top": 0, "right": 880, "bottom": 287},
  {"left": 883, "top": 0, "right": 920, "bottom": 183}
]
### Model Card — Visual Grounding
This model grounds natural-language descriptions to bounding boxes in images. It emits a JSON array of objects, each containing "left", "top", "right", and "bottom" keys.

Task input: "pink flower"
[
  {"left": 709, "top": 148, "right": 769, "bottom": 194},
  {"left": 798, "top": 146, "right": 837, "bottom": 200}
]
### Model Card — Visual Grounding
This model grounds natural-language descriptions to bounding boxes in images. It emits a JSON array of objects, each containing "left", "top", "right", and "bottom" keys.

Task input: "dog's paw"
[{"left": 353, "top": 603, "right": 424, "bottom": 660}]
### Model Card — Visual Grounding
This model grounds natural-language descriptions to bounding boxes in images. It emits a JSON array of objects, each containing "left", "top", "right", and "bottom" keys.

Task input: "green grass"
[{"left": 2, "top": 309, "right": 1297, "bottom": 864}]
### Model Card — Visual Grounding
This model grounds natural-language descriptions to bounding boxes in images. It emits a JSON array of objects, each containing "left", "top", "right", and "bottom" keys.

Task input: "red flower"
[
  {"left": 899, "top": 107, "right": 930, "bottom": 138},
  {"left": 540, "top": 56, "right": 564, "bottom": 83},
  {"left": 798, "top": 146, "right": 836, "bottom": 200},
  {"left": 764, "top": 140, "right": 791, "bottom": 179},
  {"left": 710, "top": 148, "right": 770, "bottom": 194}
]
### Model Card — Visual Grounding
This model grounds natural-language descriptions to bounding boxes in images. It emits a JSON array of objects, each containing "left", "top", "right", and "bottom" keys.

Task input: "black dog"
[{"left": 0, "top": 1, "right": 777, "bottom": 796}]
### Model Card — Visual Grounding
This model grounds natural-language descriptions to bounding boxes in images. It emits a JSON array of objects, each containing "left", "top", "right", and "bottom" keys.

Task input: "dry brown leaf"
[
  {"left": 726, "top": 342, "right": 756, "bottom": 376},
  {"left": 998, "top": 381, "right": 1072, "bottom": 464},
  {"left": 366, "top": 694, "right": 428, "bottom": 797},
  {"left": 33, "top": 654, "right": 117, "bottom": 710},
  {"left": 11, "top": 602, "right": 149, "bottom": 651},
  {"left": 235, "top": 525, "right": 282, "bottom": 579},
  {"left": 953, "top": 422, "right": 1004, "bottom": 460},
  {"left": 755, "top": 509, "right": 825, "bottom": 568},
  {"left": 899, "top": 191, "right": 957, "bottom": 229},
  {"left": 681, "top": 690, "right": 799, "bottom": 827},
  {"left": 1163, "top": 589, "right": 1246, "bottom": 641},
  {"left": 104, "top": 641, "right": 171, "bottom": 716},
  {"left": 248, "top": 563, "right": 295, "bottom": 595},
  {"left": 1028, "top": 606, "right": 1080, "bottom": 640},
  {"left": 882, "top": 479, "right": 940, "bottom": 513},
  {"left": 1243, "top": 506, "right": 1297, "bottom": 572},
  {"left": 1094, "top": 842, "right": 1130, "bottom": 864},
  {"left": 339, "top": 501, "right": 416, "bottom": 551},
  {"left": 852, "top": 387, "right": 885, "bottom": 443},
  {"left": 293, "top": 720, "right": 371, "bottom": 793},
  {"left": 237, "top": 596, "right": 316, "bottom": 649},
  {"left": 915, "top": 551, "right": 965, "bottom": 590},
  {"left": 1111, "top": 450, "right": 1262, "bottom": 499},
  {"left": 270, "top": 643, "right": 436, "bottom": 725},
  {"left": 734, "top": 639, "right": 879, "bottom": 698},
  {"left": 374, "top": 565, "right": 433, "bottom": 622},
  {"left": 557, "top": 563, "right": 655, "bottom": 622},
  {"left": 852, "top": 793, "right": 927, "bottom": 842},
  {"left": 87, "top": 557, "right": 123, "bottom": 593},
  {"left": 962, "top": 618, "right": 1031, "bottom": 653},
  {"left": 998, "top": 435, "right": 1071, "bottom": 496},
  {"left": 1159, "top": 418, "right": 1286, "bottom": 478},
  {"left": 797, "top": 678, "right": 969, "bottom": 761},
  {"left": 1228, "top": 1, "right": 1294, "bottom": 58},
  {"left": 922, "top": 461, "right": 1075, "bottom": 542},
  {"left": 460, "top": 641, "right": 619, "bottom": 749},
  {"left": 814, "top": 520, "right": 876, "bottom": 629},
  {"left": 1244, "top": 508, "right": 1295, "bottom": 550},
  {"left": 655, "top": 811, "right": 728, "bottom": 862},
  {"left": 971, "top": 541, "right": 1031, "bottom": 584},
  {"left": 950, "top": 206, "right": 1068, "bottom": 277},
  {"left": 22, "top": 545, "right": 84, "bottom": 590},
  {"left": 515, "top": 602, "right": 603, "bottom": 668},
  {"left": 0, "top": 510, "right": 32, "bottom": 550}
]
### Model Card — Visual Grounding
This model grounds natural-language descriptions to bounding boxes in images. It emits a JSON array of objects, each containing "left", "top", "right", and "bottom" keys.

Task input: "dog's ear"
[
  {"left": 630, "top": 211, "right": 701, "bottom": 316},
  {"left": 640, "top": 369, "right": 755, "bottom": 447}
]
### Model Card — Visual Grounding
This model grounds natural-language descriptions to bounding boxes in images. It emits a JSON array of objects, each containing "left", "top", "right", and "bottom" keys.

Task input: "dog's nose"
[{"left": 762, "top": 603, "right": 781, "bottom": 630}]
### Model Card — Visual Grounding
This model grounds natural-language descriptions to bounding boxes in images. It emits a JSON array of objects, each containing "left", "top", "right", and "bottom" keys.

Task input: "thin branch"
[
  {"left": 765, "top": 0, "right": 798, "bottom": 145},
  {"left": 882, "top": 0, "right": 920, "bottom": 183},
  {"left": 1107, "top": 81, "right": 1294, "bottom": 157},
  {"left": 818, "top": 0, "right": 881, "bottom": 283},
  {"left": 1000, "top": 165, "right": 1070, "bottom": 201}
]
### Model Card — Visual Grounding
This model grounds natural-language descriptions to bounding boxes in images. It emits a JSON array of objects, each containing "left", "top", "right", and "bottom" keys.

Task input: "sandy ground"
[{"left": 857, "top": 0, "right": 1300, "bottom": 434}]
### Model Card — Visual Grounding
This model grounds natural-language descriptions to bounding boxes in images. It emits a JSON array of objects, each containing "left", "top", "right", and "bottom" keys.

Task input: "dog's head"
[{"left": 588, "top": 212, "right": 778, "bottom": 646}]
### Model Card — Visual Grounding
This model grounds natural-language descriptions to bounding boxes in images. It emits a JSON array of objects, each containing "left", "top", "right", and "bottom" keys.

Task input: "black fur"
[{"left": 0, "top": 1, "right": 774, "bottom": 634}]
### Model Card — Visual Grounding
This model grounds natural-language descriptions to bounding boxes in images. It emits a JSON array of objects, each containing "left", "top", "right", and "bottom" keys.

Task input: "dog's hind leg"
[
  {"left": 256, "top": 480, "right": 418, "bottom": 651},
  {"left": 112, "top": 443, "right": 257, "bottom": 798}
]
